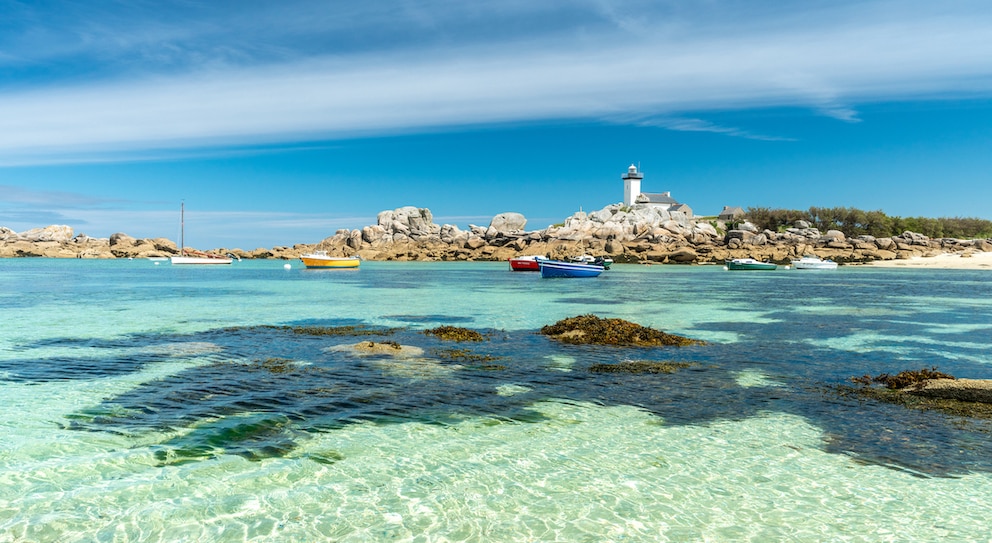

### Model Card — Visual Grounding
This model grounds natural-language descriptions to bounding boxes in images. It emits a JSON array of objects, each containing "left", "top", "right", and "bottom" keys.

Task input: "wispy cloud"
[
  {"left": 632, "top": 117, "right": 798, "bottom": 142},
  {"left": 0, "top": 209, "right": 76, "bottom": 226},
  {"left": 1, "top": 1, "right": 991, "bottom": 164},
  {"left": 0, "top": 184, "right": 123, "bottom": 206}
]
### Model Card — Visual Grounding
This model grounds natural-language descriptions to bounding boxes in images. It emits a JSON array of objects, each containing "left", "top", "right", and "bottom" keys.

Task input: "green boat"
[{"left": 726, "top": 258, "right": 777, "bottom": 271}]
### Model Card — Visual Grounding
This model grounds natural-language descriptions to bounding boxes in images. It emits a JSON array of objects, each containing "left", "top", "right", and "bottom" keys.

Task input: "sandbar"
[{"left": 864, "top": 251, "right": 992, "bottom": 270}]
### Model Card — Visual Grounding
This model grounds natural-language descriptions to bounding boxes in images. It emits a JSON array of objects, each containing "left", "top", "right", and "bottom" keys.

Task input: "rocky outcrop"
[
  {"left": 0, "top": 226, "right": 109, "bottom": 258},
  {"left": 0, "top": 226, "right": 183, "bottom": 259},
  {"left": 907, "top": 378, "right": 992, "bottom": 404},
  {"left": 488, "top": 212, "right": 527, "bottom": 233},
  {"left": 848, "top": 369, "right": 992, "bottom": 418},
  {"left": 107, "top": 233, "right": 180, "bottom": 259},
  {"left": 4, "top": 203, "right": 991, "bottom": 263},
  {"left": 539, "top": 314, "right": 705, "bottom": 347},
  {"left": 19, "top": 225, "right": 75, "bottom": 242},
  {"left": 304, "top": 204, "right": 991, "bottom": 265}
]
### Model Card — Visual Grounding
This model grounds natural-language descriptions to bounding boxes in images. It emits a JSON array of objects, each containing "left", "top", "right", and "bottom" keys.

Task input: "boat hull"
[
  {"left": 539, "top": 260, "right": 604, "bottom": 278},
  {"left": 570, "top": 255, "right": 613, "bottom": 269},
  {"left": 726, "top": 259, "right": 777, "bottom": 271},
  {"left": 791, "top": 257, "right": 838, "bottom": 270},
  {"left": 170, "top": 256, "right": 232, "bottom": 265},
  {"left": 509, "top": 257, "right": 544, "bottom": 271},
  {"left": 300, "top": 256, "right": 360, "bottom": 269}
]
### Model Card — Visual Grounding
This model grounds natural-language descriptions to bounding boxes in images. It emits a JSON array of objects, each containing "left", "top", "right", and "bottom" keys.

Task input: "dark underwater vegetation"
[{"left": 10, "top": 315, "right": 983, "bottom": 478}]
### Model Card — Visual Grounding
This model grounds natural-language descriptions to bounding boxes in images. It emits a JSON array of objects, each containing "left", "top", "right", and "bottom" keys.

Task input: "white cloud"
[
  {"left": 0, "top": 184, "right": 121, "bottom": 206},
  {"left": 632, "top": 117, "right": 797, "bottom": 142},
  {"left": 1, "top": 1, "right": 991, "bottom": 163}
]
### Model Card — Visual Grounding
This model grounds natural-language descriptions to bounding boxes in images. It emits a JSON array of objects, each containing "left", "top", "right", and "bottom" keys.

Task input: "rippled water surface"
[{"left": 2, "top": 259, "right": 992, "bottom": 541}]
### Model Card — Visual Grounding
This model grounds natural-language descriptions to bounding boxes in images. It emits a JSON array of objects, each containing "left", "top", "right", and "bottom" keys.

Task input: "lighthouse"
[{"left": 622, "top": 164, "right": 643, "bottom": 206}]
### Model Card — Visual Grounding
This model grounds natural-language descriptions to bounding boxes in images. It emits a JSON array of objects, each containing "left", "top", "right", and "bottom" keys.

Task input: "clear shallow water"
[{"left": 2, "top": 259, "right": 992, "bottom": 541}]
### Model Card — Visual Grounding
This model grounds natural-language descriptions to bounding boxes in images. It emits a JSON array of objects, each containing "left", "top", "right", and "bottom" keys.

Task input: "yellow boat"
[{"left": 299, "top": 251, "right": 360, "bottom": 269}]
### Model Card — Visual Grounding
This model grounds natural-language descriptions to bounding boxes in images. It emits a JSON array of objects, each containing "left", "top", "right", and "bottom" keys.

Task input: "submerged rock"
[
  {"left": 846, "top": 368, "right": 992, "bottom": 420},
  {"left": 431, "top": 348, "right": 505, "bottom": 367},
  {"left": 540, "top": 315, "right": 705, "bottom": 347},
  {"left": 332, "top": 341, "right": 425, "bottom": 358},
  {"left": 907, "top": 378, "right": 992, "bottom": 404},
  {"left": 423, "top": 326, "right": 487, "bottom": 342},
  {"left": 589, "top": 361, "right": 695, "bottom": 374},
  {"left": 291, "top": 325, "right": 399, "bottom": 337},
  {"left": 851, "top": 367, "right": 955, "bottom": 390}
]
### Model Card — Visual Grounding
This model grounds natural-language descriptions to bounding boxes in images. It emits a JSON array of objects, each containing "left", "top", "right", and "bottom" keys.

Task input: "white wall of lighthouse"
[{"left": 622, "top": 164, "right": 643, "bottom": 206}]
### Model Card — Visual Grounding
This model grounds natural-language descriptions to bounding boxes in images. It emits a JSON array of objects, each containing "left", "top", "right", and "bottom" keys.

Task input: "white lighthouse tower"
[{"left": 622, "top": 164, "right": 643, "bottom": 206}]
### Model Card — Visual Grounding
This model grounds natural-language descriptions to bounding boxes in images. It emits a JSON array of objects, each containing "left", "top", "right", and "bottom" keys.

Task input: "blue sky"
[{"left": 1, "top": 0, "right": 991, "bottom": 249}]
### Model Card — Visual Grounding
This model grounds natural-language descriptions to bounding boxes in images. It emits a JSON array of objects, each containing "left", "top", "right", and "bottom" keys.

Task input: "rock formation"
[
  {"left": 305, "top": 203, "right": 991, "bottom": 265},
  {"left": 3, "top": 203, "right": 991, "bottom": 263},
  {"left": 909, "top": 378, "right": 992, "bottom": 404},
  {"left": 848, "top": 368, "right": 992, "bottom": 413}
]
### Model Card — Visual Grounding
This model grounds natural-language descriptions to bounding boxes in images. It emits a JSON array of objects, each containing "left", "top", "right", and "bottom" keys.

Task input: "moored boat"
[
  {"left": 570, "top": 254, "right": 613, "bottom": 269},
  {"left": 300, "top": 251, "right": 360, "bottom": 269},
  {"left": 170, "top": 202, "right": 233, "bottom": 265},
  {"left": 725, "top": 258, "right": 777, "bottom": 271},
  {"left": 791, "top": 256, "right": 838, "bottom": 270},
  {"left": 539, "top": 260, "right": 605, "bottom": 278},
  {"left": 170, "top": 253, "right": 233, "bottom": 265},
  {"left": 509, "top": 255, "right": 547, "bottom": 271}
]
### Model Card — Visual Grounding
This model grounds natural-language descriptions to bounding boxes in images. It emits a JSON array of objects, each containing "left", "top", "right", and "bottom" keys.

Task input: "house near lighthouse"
[{"left": 621, "top": 164, "right": 693, "bottom": 217}]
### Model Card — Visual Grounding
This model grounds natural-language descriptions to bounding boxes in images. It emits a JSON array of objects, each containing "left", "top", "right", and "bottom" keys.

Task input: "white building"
[
  {"left": 622, "top": 164, "right": 644, "bottom": 207},
  {"left": 621, "top": 164, "right": 692, "bottom": 217}
]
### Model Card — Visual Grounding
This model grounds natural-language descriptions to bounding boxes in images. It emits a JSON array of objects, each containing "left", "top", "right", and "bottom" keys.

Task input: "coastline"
[
  {"left": 861, "top": 251, "right": 992, "bottom": 270},
  {"left": 5, "top": 205, "right": 992, "bottom": 266}
]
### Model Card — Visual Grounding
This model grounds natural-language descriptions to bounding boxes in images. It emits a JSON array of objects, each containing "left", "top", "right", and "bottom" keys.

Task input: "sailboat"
[{"left": 170, "top": 202, "right": 232, "bottom": 265}]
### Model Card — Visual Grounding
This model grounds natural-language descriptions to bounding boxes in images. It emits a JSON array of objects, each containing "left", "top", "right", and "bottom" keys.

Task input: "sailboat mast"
[{"left": 180, "top": 201, "right": 185, "bottom": 257}]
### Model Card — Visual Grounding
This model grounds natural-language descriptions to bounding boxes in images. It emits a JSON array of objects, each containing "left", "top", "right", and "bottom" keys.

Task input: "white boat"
[
  {"left": 791, "top": 256, "right": 838, "bottom": 270},
  {"left": 569, "top": 254, "right": 613, "bottom": 269},
  {"left": 170, "top": 254, "right": 232, "bottom": 265},
  {"left": 170, "top": 202, "right": 232, "bottom": 265}
]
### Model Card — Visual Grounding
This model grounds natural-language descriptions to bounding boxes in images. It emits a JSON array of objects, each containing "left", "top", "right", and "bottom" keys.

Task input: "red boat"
[{"left": 508, "top": 255, "right": 546, "bottom": 271}]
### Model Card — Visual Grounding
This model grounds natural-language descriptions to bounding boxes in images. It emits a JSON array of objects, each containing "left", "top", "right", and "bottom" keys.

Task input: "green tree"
[{"left": 742, "top": 206, "right": 992, "bottom": 239}]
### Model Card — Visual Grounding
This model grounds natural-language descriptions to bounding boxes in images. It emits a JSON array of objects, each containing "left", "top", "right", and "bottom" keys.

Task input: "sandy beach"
[{"left": 864, "top": 251, "right": 992, "bottom": 269}]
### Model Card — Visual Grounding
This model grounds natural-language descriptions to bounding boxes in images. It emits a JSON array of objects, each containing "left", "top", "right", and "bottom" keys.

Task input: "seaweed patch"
[
  {"left": 540, "top": 315, "right": 705, "bottom": 347},
  {"left": 56, "top": 322, "right": 992, "bottom": 477},
  {"left": 589, "top": 361, "right": 695, "bottom": 374},
  {"left": 292, "top": 325, "right": 401, "bottom": 337},
  {"left": 851, "top": 367, "right": 955, "bottom": 390},
  {"left": 843, "top": 368, "right": 992, "bottom": 424},
  {"left": 432, "top": 348, "right": 507, "bottom": 370},
  {"left": 423, "top": 326, "right": 487, "bottom": 342}
]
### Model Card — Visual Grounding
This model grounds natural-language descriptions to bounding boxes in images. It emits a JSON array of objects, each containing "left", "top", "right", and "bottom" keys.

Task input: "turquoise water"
[{"left": 2, "top": 259, "right": 992, "bottom": 542}]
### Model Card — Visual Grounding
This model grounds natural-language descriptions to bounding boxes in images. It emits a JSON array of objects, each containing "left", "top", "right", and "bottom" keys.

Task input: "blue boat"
[{"left": 539, "top": 260, "right": 605, "bottom": 278}]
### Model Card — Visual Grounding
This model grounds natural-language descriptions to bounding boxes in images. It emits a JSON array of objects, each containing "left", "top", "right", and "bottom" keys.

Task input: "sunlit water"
[{"left": 2, "top": 259, "right": 992, "bottom": 542}]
